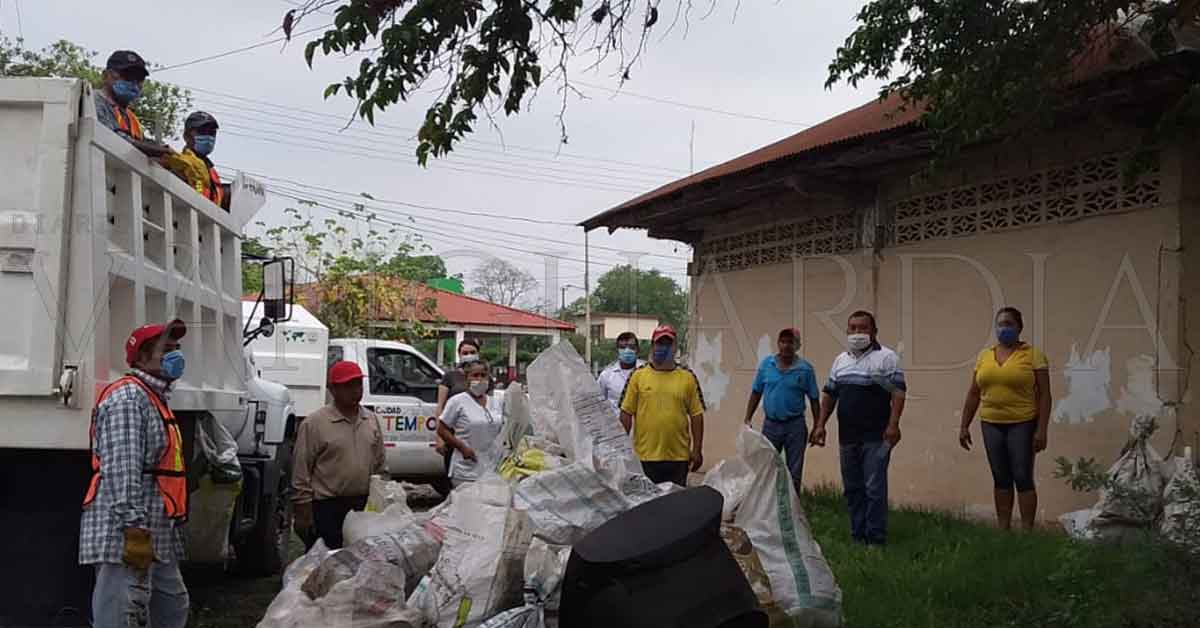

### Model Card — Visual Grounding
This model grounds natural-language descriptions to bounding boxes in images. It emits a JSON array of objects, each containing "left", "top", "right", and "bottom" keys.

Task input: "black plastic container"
[{"left": 559, "top": 486, "right": 767, "bottom": 628}]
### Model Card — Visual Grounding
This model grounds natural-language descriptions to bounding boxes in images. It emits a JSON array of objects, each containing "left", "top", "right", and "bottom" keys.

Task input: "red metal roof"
[
  {"left": 247, "top": 280, "right": 574, "bottom": 331},
  {"left": 582, "top": 26, "right": 1158, "bottom": 231}
]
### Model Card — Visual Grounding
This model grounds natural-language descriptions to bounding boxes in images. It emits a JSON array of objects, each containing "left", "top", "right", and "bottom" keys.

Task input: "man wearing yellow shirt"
[
  {"left": 160, "top": 111, "right": 228, "bottom": 210},
  {"left": 618, "top": 325, "right": 705, "bottom": 486},
  {"left": 958, "top": 306, "right": 1052, "bottom": 531}
]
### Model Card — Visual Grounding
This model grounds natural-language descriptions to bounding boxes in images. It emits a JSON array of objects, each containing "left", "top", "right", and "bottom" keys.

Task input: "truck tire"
[{"left": 236, "top": 441, "right": 293, "bottom": 576}]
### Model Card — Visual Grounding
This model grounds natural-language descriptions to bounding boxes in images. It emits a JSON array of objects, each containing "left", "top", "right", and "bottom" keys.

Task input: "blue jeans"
[
  {"left": 839, "top": 441, "right": 892, "bottom": 545},
  {"left": 762, "top": 418, "right": 808, "bottom": 487},
  {"left": 92, "top": 562, "right": 189, "bottom": 628}
]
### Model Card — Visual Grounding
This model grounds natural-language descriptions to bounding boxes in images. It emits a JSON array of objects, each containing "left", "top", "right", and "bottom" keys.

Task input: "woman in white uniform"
[{"left": 436, "top": 359, "right": 505, "bottom": 487}]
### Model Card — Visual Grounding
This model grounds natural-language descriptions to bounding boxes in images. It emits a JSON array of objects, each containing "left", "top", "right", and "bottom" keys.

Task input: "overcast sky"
[{"left": 4, "top": 0, "right": 882, "bottom": 312}]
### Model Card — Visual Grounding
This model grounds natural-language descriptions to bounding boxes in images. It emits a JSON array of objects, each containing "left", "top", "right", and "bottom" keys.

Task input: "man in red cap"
[
  {"left": 292, "top": 361, "right": 387, "bottom": 549},
  {"left": 80, "top": 319, "right": 190, "bottom": 628},
  {"left": 618, "top": 325, "right": 706, "bottom": 486}
]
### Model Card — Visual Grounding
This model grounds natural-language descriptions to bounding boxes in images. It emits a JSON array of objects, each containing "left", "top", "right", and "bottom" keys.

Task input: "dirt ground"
[{"left": 188, "top": 485, "right": 443, "bottom": 628}]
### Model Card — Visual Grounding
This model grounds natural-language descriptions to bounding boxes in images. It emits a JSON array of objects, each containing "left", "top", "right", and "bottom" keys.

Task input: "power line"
[
  {"left": 263, "top": 179, "right": 690, "bottom": 265},
  {"left": 220, "top": 129, "right": 643, "bottom": 194},
  {"left": 214, "top": 119, "right": 666, "bottom": 188},
  {"left": 178, "top": 83, "right": 688, "bottom": 175},
  {"left": 199, "top": 102, "right": 674, "bottom": 181},
  {"left": 575, "top": 79, "right": 807, "bottom": 127},
  {"left": 248, "top": 172, "right": 691, "bottom": 262},
  {"left": 155, "top": 23, "right": 331, "bottom": 73}
]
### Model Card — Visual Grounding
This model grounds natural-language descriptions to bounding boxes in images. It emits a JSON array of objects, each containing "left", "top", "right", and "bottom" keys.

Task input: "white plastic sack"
[
  {"left": 1059, "top": 508, "right": 1099, "bottom": 541},
  {"left": 407, "top": 478, "right": 533, "bottom": 628},
  {"left": 306, "top": 516, "right": 442, "bottom": 599},
  {"left": 1093, "top": 415, "right": 1167, "bottom": 532},
  {"left": 320, "top": 561, "right": 423, "bottom": 628},
  {"left": 478, "top": 540, "right": 570, "bottom": 628},
  {"left": 344, "top": 503, "right": 418, "bottom": 547},
  {"left": 258, "top": 542, "right": 329, "bottom": 628},
  {"left": 197, "top": 413, "right": 242, "bottom": 483},
  {"left": 186, "top": 475, "right": 242, "bottom": 562},
  {"left": 526, "top": 342, "right": 641, "bottom": 474},
  {"left": 1162, "top": 448, "right": 1200, "bottom": 544},
  {"left": 706, "top": 428, "right": 843, "bottom": 628},
  {"left": 513, "top": 462, "right": 641, "bottom": 546},
  {"left": 366, "top": 475, "right": 411, "bottom": 513}
]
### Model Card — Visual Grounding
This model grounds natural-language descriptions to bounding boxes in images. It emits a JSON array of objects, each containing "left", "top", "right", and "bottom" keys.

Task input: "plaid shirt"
[{"left": 79, "top": 369, "right": 186, "bottom": 565}]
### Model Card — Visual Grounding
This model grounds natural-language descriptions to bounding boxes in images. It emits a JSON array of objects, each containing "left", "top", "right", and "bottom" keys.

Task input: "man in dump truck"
[
  {"left": 93, "top": 50, "right": 173, "bottom": 158},
  {"left": 80, "top": 319, "right": 190, "bottom": 628},
  {"left": 160, "top": 111, "right": 230, "bottom": 210}
]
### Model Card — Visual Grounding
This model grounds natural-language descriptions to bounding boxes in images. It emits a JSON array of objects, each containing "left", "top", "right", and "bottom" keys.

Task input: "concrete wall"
[
  {"left": 687, "top": 134, "right": 1193, "bottom": 521},
  {"left": 570, "top": 314, "right": 660, "bottom": 340}
]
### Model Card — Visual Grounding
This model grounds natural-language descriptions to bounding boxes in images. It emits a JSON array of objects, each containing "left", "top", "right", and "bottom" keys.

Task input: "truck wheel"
[{"left": 237, "top": 444, "right": 293, "bottom": 576}]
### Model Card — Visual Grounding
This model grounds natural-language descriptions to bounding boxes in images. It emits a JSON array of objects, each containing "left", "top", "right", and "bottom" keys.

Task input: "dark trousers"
[
  {"left": 839, "top": 441, "right": 892, "bottom": 545},
  {"left": 981, "top": 420, "right": 1037, "bottom": 491},
  {"left": 642, "top": 461, "right": 690, "bottom": 487},
  {"left": 313, "top": 495, "right": 368, "bottom": 549},
  {"left": 762, "top": 418, "right": 809, "bottom": 487}
]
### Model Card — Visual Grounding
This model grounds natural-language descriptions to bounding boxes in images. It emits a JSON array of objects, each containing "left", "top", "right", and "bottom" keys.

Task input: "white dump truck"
[{"left": 0, "top": 77, "right": 297, "bottom": 625}]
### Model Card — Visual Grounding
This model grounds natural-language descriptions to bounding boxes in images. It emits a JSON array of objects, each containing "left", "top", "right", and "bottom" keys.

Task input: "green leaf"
[
  {"left": 304, "top": 40, "right": 320, "bottom": 68},
  {"left": 323, "top": 83, "right": 341, "bottom": 99}
]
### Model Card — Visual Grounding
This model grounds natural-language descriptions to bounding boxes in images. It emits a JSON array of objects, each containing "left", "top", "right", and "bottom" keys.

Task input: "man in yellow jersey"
[{"left": 618, "top": 325, "right": 705, "bottom": 486}]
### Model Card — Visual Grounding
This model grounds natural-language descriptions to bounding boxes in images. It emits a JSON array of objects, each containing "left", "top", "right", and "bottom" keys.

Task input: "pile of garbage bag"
[
  {"left": 1060, "top": 413, "right": 1200, "bottom": 547},
  {"left": 257, "top": 342, "right": 844, "bottom": 628}
]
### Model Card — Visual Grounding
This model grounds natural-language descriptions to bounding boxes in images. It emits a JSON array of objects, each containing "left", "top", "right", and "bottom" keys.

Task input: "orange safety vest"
[
  {"left": 111, "top": 104, "right": 145, "bottom": 141},
  {"left": 83, "top": 376, "right": 188, "bottom": 519},
  {"left": 207, "top": 164, "right": 224, "bottom": 206}
]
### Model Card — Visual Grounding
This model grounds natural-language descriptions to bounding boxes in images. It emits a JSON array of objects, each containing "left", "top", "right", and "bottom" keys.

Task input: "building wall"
[
  {"left": 571, "top": 314, "right": 660, "bottom": 340},
  {"left": 687, "top": 133, "right": 1191, "bottom": 521}
]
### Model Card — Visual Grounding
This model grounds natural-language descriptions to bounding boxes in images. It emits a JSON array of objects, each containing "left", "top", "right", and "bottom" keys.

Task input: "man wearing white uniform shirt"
[
  {"left": 597, "top": 332, "right": 643, "bottom": 411},
  {"left": 436, "top": 359, "right": 505, "bottom": 487}
]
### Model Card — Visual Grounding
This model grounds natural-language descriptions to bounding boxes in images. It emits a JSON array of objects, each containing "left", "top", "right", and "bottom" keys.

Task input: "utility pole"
[{"left": 584, "top": 230, "right": 592, "bottom": 368}]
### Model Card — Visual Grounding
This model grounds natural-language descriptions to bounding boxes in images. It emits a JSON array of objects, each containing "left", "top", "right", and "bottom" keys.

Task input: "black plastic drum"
[{"left": 559, "top": 485, "right": 767, "bottom": 628}]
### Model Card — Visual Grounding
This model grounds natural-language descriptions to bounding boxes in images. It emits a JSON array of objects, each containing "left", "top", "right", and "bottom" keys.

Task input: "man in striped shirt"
[{"left": 811, "top": 310, "right": 907, "bottom": 546}]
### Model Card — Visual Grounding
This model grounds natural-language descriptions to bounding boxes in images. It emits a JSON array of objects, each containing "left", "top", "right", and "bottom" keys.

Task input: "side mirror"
[
  {"left": 258, "top": 318, "right": 275, "bottom": 338},
  {"left": 262, "top": 257, "right": 294, "bottom": 322}
]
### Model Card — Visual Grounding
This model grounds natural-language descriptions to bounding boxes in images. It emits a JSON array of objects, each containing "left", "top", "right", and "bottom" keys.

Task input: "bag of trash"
[
  {"left": 186, "top": 475, "right": 243, "bottom": 562},
  {"left": 1161, "top": 447, "right": 1200, "bottom": 545},
  {"left": 705, "top": 428, "right": 843, "bottom": 628},
  {"left": 305, "top": 516, "right": 442, "bottom": 600},
  {"left": 344, "top": 503, "right": 420, "bottom": 546},
  {"left": 1059, "top": 509, "right": 1100, "bottom": 540},
  {"left": 477, "top": 539, "right": 571, "bottom": 628},
  {"left": 499, "top": 438, "right": 568, "bottom": 482},
  {"left": 720, "top": 525, "right": 788, "bottom": 627},
  {"left": 407, "top": 478, "right": 533, "bottom": 628},
  {"left": 1092, "top": 415, "right": 1168, "bottom": 537},
  {"left": 366, "top": 475, "right": 411, "bottom": 513},
  {"left": 196, "top": 413, "right": 242, "bottom": 483},
  {"left": 513, "top": 462, "right": 637, "bottom": 546},
  {"left": 258, "top": 541, "right": 329, "bottom": 628},
  {"left": 320, "top": 560, "right": 424, "bottom": 628},
  {"left": 526, "top": 342, "right": 641, "bottom": 474}
]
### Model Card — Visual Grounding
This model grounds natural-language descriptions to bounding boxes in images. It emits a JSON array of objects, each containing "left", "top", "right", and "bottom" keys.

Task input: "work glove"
[{"left": 122, "top": 527, "right": 154, "bottom": 571}]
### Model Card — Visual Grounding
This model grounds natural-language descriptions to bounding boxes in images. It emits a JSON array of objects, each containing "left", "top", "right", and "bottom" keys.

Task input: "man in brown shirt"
[{"left": 292, "top": 361, "right": 387, "bottom": 549}]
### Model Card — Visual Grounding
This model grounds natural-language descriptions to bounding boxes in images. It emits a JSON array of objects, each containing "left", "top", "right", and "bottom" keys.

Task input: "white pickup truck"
[{"left": 0, "top": 78, "right": 297, "bottom": 625}]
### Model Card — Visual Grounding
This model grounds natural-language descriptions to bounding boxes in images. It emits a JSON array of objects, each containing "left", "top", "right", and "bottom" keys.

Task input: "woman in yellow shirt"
[{"left": 958, "top": 307, "right": 1052, "bottom": 530}]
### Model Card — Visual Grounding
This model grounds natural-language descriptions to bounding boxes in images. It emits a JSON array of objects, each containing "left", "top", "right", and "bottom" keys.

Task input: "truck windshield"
[{"left": 366, "top": 348, "right": 440, "bottom": 396}]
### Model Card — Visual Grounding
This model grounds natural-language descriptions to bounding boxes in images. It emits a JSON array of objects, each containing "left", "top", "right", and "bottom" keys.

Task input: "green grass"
[{"left": 801, "top": 487, "right": 1199, "bottom": 628}]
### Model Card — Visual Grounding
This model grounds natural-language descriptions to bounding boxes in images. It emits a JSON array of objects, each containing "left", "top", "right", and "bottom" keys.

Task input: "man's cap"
[
  {"left": 125, "top": 319, "right": 187, "bottom": 365},
  {"left": 651, "top": 324, "right": 677, "bottom": 343},
  {"left": 105, "top": 50, "right": 149, "bottom": 80},
  {"left": 328, "top": 361, "right": 364, "bottom": 384},
  {"left": 778, "top": 327, "right": 801, "bottom": 340},
  {"left": 185, "top": 111, "right": 219, "bottom": 131}
]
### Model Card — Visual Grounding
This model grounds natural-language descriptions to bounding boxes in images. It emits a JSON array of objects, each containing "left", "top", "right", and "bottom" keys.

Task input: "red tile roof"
[{"left": 247, "top": 279, "right": 574, "bottom": 331}]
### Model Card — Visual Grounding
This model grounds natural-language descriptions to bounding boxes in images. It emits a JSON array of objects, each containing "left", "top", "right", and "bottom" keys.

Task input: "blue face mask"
[
  {"left": 618, "top": 347, "right": 637, "bottom": 366},
  {"left": 112, "top": 80, "right": 142, "bottom": 106},
  {"left": 192, "top": 134, "right": 216, "bottom": 156},
  {"left": 160, "top": 350, "right": 185, "bottom": 380},
  {"left": 996, "top": 326, "right": 1020, "bottom": 346},
  {"left": 652, "top": 344, "right": 674, "bottom": 363}
]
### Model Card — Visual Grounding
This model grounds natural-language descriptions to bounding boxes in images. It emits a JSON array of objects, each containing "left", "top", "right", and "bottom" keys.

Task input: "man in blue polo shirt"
[{"left": 743, "top": 328, "right": 819, "bottom": 491}]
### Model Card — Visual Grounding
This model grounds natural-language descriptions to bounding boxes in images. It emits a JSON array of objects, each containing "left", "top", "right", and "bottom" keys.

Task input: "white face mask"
[
  {"left": 847, "top": 333, "right": 872, "bottom": 352},
  {"left": 460, "top": 353, "right": 479, "bottom": 365},
  {"left": 468, "top": 379, "right": 489, "bottom": 397}
]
